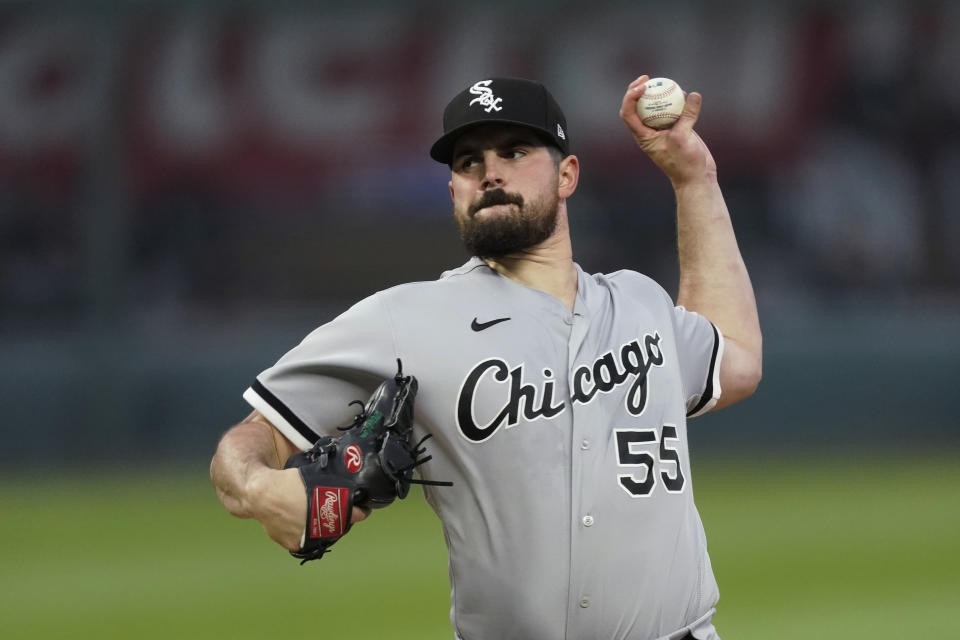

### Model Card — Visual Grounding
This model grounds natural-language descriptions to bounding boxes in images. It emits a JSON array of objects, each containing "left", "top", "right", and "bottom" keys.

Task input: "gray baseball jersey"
[{"left": 244, "top": 257, "right": 724, "bottom": 640}]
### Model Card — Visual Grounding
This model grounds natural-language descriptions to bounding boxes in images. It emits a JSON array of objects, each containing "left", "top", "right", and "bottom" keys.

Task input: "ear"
[
  {"left": 448, "top": 180, "right": 455, "bottom": 202},
  {"left": 558, "top": 155, "right": 579, "bottom": 199}
]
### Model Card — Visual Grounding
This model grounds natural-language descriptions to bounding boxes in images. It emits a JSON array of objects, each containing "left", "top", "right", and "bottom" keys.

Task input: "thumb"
[
  {"left": 675, "top": 91, "right": 702, "bottom": 131},
  {"left": 351, "top": 505, "right": 371, "bottom": 524}
]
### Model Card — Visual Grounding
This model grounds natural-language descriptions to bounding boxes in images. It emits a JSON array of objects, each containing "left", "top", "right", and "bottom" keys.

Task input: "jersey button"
[
  {"left": 582, "top": 515, "right": 594, "bottom": 527},
  {"left": 579, "top": 597, "right": 591, "bottom": 608},
  {"left": 580, "top": 439, "right": 590, "bottom": 450}
]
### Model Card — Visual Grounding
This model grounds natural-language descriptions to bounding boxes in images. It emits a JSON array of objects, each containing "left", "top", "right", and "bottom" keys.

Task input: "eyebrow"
[{"left": 453, "top": 135, "right": 542, "bottom": 162}]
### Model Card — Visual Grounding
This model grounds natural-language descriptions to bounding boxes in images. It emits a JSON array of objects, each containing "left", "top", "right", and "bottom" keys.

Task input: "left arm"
[{"left": 619, "top": 75, "right": 762, "bottom": 409}]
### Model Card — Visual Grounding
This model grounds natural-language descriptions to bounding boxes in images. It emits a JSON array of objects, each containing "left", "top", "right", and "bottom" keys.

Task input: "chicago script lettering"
[{"left": 456, "top": 333, "right": 664, "bottom": 442}]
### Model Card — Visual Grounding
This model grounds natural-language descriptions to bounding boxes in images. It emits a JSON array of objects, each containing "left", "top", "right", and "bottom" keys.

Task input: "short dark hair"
[
  {"left": 545, "top": 144, "right": 565, "bottom": 167},
  {"left": 525, "top": 129, "right": 565, "bottom": 167}
]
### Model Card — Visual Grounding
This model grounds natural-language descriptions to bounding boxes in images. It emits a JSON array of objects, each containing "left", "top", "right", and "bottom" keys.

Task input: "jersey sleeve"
[
  {"left": 242, "top": 293, "right": 399, "bottom": 450},
  {"left": 671, "top": 305, "right": 724, "bottom": 418}
]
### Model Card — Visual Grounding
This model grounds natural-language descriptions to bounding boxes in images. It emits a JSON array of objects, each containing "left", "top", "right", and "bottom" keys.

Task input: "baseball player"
[{"left": 211, "top": 75, "right": 762, "bottom": 640}]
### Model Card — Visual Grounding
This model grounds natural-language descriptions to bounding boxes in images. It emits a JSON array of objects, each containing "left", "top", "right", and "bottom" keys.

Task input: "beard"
[{"left": 455, "top": 188, "right": 560, "bottom": 259}]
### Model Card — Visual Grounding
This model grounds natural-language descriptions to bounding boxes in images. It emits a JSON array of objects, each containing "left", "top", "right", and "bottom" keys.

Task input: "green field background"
[{"left": 2, "top": 453, "right": 957, "bottom": 640}]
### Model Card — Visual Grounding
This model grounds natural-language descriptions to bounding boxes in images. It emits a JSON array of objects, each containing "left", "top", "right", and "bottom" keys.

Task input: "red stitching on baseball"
[{"left": 642, "top": 113, "right": 680, "bottom": 122}]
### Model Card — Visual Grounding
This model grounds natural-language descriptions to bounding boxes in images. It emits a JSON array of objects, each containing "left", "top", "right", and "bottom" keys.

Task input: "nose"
[{"left": 480, "top": 152, "right": 506, "bottom": 190}]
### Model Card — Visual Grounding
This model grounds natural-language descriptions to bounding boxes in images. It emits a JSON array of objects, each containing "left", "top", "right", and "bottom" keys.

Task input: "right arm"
[
  {"left": 210, "top": 411, "right": 367, "bottom": 551},
  {"left": 618, "top": 75, "right": 762, "bottom": 409}
]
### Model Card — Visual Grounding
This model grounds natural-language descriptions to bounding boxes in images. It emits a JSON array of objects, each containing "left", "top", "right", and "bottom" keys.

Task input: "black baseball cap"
[{"left": 430, "top": 77, "right": 570, "bottom": 164}]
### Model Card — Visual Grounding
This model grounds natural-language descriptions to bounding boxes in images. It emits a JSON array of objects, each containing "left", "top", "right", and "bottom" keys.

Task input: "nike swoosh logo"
[{"left": 471, "top": 316, "right": 511, "bottom": 332}]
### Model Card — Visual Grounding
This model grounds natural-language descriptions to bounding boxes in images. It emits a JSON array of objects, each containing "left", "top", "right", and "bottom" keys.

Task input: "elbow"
[
  {"left": 209, "top": 455, "right": 237, "bottom": 517},
  {"left": 726, "top": 351, "right": 762, "bottom": 404},
  {"left": 742, "top": 351, "right": 763, "bottom": 398},
  {"left": 737, "top": 330, "right": 763, "bottom": 397},
  {"left": 209, "top": 441, "right": 256, "bottom": 520},
  {"left": 713, "top": 337, "right": 762, "bottom": 410},
  {"left": 746, "top": 362, "right": 762, "bottom": 397}
]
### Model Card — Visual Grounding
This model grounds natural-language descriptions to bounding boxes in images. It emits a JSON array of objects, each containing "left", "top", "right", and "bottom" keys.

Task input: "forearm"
[
  {"left": 674, "top": 177, "right": 761, "bottom": 360},
  {"left": 211, "top": 412, "right": 367, "bottom": 550},
  {"left": 210, "top": 419, "right": 283, "bottom": 519}
]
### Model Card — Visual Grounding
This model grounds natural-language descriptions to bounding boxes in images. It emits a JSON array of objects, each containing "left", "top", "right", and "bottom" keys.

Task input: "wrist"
[
  {"left": 246, "top": 466, "right": 306, "bottom": 525},
  {"left": 670, "top": 170, "right": 718, "bottom": 193}
]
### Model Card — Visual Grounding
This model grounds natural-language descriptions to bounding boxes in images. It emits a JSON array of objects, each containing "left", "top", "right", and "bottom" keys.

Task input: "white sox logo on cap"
[{"left": 468, "top": 80, "right": 503, "bottom": 113}]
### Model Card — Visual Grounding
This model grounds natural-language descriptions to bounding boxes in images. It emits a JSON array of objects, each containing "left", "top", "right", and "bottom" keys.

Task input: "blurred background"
[{"left": 1, "top": 1, "right": 958, "bottom": 638}]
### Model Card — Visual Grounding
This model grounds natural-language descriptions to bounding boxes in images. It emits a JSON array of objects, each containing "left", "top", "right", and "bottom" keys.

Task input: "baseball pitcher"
[{"left": 211, "top": 75, "right": 762, "bottom": 640}]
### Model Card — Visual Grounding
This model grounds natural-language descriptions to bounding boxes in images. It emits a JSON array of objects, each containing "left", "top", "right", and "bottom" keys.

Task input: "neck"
[{"left": 482, "top": 206, "right": 578, "bottom": 311}]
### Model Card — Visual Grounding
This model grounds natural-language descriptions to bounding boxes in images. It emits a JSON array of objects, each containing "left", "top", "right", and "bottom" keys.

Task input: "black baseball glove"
[{"left": 283, "top": 359, "right": 451, "bottom": 564}]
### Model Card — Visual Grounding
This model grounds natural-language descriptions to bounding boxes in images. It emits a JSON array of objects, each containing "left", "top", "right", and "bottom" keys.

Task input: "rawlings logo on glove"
[{"left": 284, "top": 359, "right": 451, "bottom": 564}]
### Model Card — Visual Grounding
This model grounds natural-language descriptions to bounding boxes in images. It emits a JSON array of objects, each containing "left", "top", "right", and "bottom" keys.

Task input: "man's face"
[{"left": 448, "top": 125, "right": 562, "bottom": 259}]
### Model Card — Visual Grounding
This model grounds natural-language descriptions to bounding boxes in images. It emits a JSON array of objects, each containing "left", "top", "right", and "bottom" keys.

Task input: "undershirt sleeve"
[
  {"left": 242, "top": 293, "right": 398, "bottom": 450},
  {"left": 671, "top": 305, "right": 724, "bottom": 418}
]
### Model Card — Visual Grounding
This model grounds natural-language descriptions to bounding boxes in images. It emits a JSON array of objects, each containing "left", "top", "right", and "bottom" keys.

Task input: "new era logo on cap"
[{"left": 430, "top": 77, "right": 570, "bottom": 164}]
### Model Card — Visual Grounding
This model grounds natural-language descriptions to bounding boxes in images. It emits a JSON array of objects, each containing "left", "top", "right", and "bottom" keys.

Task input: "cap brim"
[{"left": 429, "top": 119, "right": 560, "bottom": 165}]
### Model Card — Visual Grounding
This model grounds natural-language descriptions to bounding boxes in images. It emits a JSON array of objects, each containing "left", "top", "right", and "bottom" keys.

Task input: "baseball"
[{"left": 636, "top": 77, "right": 685, "bottom": 130}]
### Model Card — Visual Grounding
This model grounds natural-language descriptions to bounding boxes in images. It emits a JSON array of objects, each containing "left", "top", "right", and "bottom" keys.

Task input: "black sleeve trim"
[
  {"left": 686, "top": 324, "right": 721, "bottom": 418},
  {"left": 250, "top": 379, "right": 319, "bottom": 445}
]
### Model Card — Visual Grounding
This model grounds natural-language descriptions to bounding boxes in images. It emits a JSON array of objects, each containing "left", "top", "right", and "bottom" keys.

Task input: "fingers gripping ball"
[
  {"left": 283, "top": 359, "right": 452, "bottom": 564},
  {"left": 637, "top": 77, "right": 685, "bottom": 130}
]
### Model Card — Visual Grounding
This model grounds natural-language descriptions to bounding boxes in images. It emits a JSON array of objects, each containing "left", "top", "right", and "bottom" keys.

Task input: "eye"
[
  {"left": 455, "top": 156, "right": 479, "bottom": 172},
  {"left": 505, "top": 147, "right": 527, "bottom": 159}
]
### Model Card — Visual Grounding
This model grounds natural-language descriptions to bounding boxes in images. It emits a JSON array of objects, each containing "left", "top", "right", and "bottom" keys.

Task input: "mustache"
[{"left": 468, "top": 189, "right": 524, "bottom": 217}]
